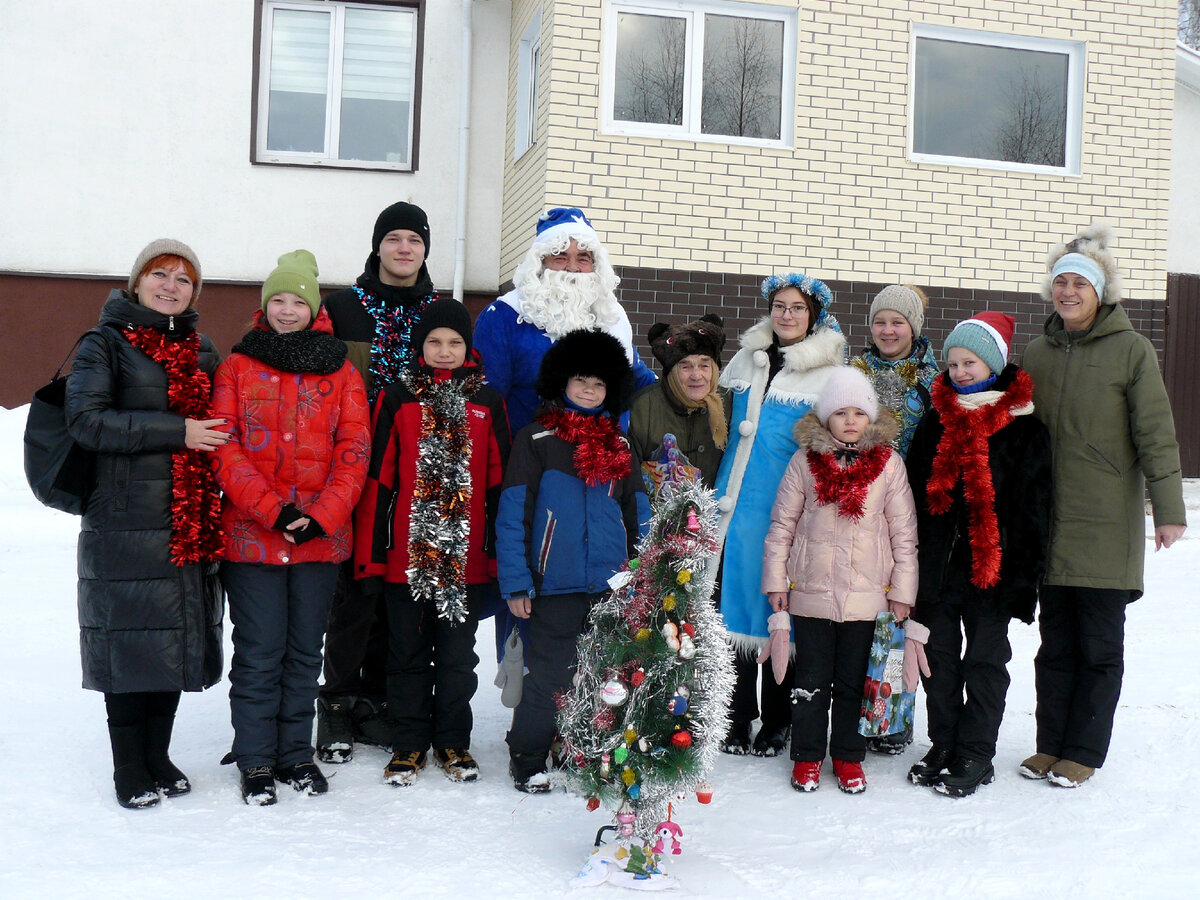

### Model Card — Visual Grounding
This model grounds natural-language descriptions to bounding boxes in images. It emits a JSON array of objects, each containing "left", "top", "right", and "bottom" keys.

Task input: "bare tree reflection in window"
[
  {"left": 613, "top": 14, "right": 686, "bottom": 125},
  {"left": 989, "top": 64, "right": 1066, "bottom": 167},
  {"left": 702, "top": 16, "right": 783, "bottom": 139},
  {"left": 1183, "top": 0, "right": 1200, "bottom": 50}
]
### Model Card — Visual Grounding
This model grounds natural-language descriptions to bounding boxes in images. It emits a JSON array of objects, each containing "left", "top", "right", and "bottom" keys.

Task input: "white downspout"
[{"left": 453, "top": 0, "right": 473, "bottom": 302}]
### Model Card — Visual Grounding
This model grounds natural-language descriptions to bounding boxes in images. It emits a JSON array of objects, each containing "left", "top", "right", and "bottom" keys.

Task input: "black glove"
[
  {"left": 288, "top": 517, "right": 326, "bottom": 545},
  {"left": 273, "top": 503, "right": 306, "bottom": 531}
]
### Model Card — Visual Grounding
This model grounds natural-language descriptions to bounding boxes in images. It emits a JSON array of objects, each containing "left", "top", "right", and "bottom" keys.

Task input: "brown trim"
[
  {"left": 1166, "top": 273, "right": 1200, "bottom": 477},
  {"left": 249, "top": 0, "right": 424, "bottom": 173}
]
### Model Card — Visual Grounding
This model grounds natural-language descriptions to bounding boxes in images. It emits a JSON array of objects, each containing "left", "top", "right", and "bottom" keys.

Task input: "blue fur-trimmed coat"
[{"left": 712, "top": 318, "right": 847, "bottom": 652}]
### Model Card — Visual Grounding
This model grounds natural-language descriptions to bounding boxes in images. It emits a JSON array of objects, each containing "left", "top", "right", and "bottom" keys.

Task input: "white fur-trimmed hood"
[{"left": 720, "top": 317, "right": 847, "bottom": 405}]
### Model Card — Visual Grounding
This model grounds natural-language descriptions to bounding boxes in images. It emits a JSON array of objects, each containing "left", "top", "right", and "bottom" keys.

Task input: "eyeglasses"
[{"left": 770, "top": 303, "right": 809, "bottom": 319}]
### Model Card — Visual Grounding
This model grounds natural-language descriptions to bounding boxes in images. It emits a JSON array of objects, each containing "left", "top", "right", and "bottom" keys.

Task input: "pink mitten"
[
  {"left": 756, "top": 611, "right": 792, "bottom": 685},
  {"left": 903, "top": 619, "right": 932, "bottom": 693}
]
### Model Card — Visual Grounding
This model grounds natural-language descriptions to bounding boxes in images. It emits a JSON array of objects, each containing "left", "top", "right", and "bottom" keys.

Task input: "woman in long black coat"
[{"left": 65, "top": 239, "right": 228, "bottom": 808}]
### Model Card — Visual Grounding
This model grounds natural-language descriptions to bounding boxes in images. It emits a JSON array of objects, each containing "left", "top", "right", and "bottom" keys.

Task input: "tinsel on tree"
[{"left": 556, "top": 469, "right": 734, "bottom": 838}]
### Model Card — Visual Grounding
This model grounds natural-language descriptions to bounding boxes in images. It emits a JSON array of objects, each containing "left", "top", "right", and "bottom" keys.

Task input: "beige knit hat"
[
  {"left": 869, "top": 284, "right": 927, "bottom": 337},
  {"left": 129, "top": 238, "right": 203, "bottom": 304}
]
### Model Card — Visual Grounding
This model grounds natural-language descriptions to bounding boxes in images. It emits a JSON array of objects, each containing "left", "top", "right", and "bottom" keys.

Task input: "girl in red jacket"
[
  {"left": 354, "top": 300, "right": 510, "bottom": 787},
  {"left": 212, "top": 250, "right": 370, "bottom": 805}
]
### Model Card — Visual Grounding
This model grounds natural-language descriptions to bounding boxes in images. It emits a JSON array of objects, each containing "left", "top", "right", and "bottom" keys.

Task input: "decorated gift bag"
[
  {"left": 858, "top": 612, "right": 915, "bottom": 738},
  {"left": 640, "top": 434, "right": 701, "bottom": 500}
]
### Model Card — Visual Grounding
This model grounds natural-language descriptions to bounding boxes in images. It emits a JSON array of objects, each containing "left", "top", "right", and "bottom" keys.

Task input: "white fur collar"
[{"left": 720, "top": 318, "right": 846, "bottom": 396}]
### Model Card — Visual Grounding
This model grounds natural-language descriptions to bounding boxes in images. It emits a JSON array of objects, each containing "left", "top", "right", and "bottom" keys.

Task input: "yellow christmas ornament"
[
  {"left": 622, "top": 768, "right": 637, "bottom": 786},
  {"left": 663, "top": 595, "right": 677, "bottom": 611},
  {"left": 676, "top": 569, "right": 692, "bottom": 585},
  {"left": 623, "top": 727, "right": 638, "bottom": 744},
  {"left": 635, "top": 628, "right": 651, "bottom": 642}
]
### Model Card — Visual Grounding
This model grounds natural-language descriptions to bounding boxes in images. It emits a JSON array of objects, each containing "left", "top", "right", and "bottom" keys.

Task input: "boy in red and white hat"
[{"left": 903, "top": 312, "right": 1054, "bottom": 796}]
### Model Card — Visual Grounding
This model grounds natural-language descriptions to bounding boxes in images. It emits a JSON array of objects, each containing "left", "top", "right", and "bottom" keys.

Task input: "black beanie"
[
  {"left": 372, "top": 201, "right": 431, "bottom": 258},
  {"left": 411, "top": 298, "right": 473, "bottom": 359}
]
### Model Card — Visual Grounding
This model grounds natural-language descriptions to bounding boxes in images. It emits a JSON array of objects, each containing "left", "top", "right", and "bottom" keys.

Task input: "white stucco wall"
[
  {"left": 1170, "top": 43, "right": 1200, "bottom": 275},
  {"left": 0, "top": 0, "right": 510, "bottom": 290}
]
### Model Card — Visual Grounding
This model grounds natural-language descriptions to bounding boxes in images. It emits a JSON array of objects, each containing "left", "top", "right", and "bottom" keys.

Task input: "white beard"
[{"left": 515, "top": 270, "right": 623, "bottom": 342}]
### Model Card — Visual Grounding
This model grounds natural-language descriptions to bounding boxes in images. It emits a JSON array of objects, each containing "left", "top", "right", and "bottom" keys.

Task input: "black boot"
[
  {"left": 240, "top": 765, "right": 278, "bottom": 806},
  {"left": 351, "top": 696, "right": 391, "bottom": 749},
  {"left": 144, "top": 714, "right": 191, "bottom": 796},
  {"left": 108, "top": 724, "right": 160, "bottom": 810},
  {"left": 866, "top": 724, "right": 914, "bottom": 755},
  {"left": 934, "top": 756, "right": 995, "bottom": 797},
  {"left": 908, "top": 745, "right": 954, "bottom": 786},
  {"left": 752, "top": 724, "right": 791, "bottom": 757},
  {"left": 316, "top": 696, "right": 355, "bottom": 764},
  {"left": 720, "top": 720, "right": 753, "bottom": 755}
]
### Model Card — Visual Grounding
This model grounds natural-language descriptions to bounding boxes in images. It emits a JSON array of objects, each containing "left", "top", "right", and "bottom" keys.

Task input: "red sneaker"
[
  {"left": 790, "top": 760, "right": 822, "bottom": 792},
  {"left": 832, "top": 759, "right": 866, "bottom": 794}
]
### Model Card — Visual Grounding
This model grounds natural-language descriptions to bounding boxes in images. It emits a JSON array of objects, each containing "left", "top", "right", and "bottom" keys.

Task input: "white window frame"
[
  {"left": 908, "top": 24, "right": 1085, "bottom": 176},
  {"left": 514, "top": 10, "right": 542, "bottom": 160},
  {"left": 254, "top": 0, "right": 419, "bottom": 171},
  {"left": 600, "top": 0, "right": 796, "bottom": 148}
]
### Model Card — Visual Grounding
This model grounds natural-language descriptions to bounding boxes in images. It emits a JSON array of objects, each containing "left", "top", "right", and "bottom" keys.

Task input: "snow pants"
[
  {"left": 319, "top": 560, "right": 388, "bottom": 702},
  {"left": 506, "top": 591, "right": 594, "bottom": 772},
  {"left": 1034, "top": 585, "right": 1130, "bottom": 769},
  {"left": 385, "top": 582, "right": 483, "bottom": 752},
  {"left": 223, "top": 561, "right": 338, "bottom": 769},
  {"left": 730, "top": 649, "right": 795, "bottom": 736},
  {"left": 790, "top": 616, "right": 875, "bottom": 763},
  {"left": 921, "top": 592, "right": 1012, "bottom": 764}
]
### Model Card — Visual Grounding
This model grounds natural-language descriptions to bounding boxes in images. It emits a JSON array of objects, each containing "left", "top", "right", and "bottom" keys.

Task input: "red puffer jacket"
[
  {"left": 212, "top": 309, "right": 370, "bottom": 565},
  {"left": 354, "top": 353, "right": 510, "bottom": 584}
]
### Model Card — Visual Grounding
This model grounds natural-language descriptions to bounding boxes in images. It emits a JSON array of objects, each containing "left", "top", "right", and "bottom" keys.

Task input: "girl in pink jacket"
[{"left": 762, "top": 367, "right": 917, "bottom": 794}]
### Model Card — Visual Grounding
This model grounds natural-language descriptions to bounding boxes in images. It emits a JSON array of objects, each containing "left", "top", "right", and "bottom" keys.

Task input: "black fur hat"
[
  {"left": 536, "top": 329, "right": 636, "bottom": 416},
  {"left": 647, "top": 314, "right": 725, "bottom": 376}
]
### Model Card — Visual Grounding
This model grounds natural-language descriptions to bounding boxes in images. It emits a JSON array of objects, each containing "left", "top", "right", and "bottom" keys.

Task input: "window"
[
  {"left": 515, "top": 11, "right": 541, "bottom": 160},
  {"left": 910, "top": 25, "right": 1084, "bottom": 174},
  {"left": 602, "top": 1, "right": 795, "bottom": 146},
  {"left": 254, "top": 1, "right": 420, "bottom": 170}
]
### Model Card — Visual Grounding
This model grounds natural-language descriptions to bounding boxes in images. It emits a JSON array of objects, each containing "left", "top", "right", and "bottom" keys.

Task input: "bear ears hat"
[
  {"left": 536, "top": 329, "right": 636, "bottom": 417},
  {"left": 647, "top": 314, "right": 725, "bottom": 376},
  {"left": 1041, "top": 222, "right": 1124, "bottom": 306}
]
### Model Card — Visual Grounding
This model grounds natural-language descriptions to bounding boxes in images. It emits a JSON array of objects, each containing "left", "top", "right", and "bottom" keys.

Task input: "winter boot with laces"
[
  {"left": 790, "top": 760, "right": 822, "bottom": 792},
  {"left": 384, "top": 750, "right": 427, "bottom": 787},
  {"left": 276, "top": 761, "right": 329, "bottom": 795},
  {"left": 240, "top": 765, "right": 278, "bottom": 806},
  {"left": 316, "top": 696, "right": 355, "bottom": 764},
  {"left": 435, "top": 748, "right": 480, "bottom": 783},
  {"left": 109, "top": 723, "right": 161, "bottom": 810},
  {"left": 933, "top": 756, "right": 994, "bottom": 797},
  {"left": 908, "top": 745, "right": 955, "bottom": 786},
  {"left": 144, "top": 714, "right": 191, "bottom": 797},
  {"left": 832, "top": 759, "right": 867, "bottom": 794}
]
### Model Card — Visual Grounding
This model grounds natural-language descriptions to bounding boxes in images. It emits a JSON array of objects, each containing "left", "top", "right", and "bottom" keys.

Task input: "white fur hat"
[
  {"left": 1041, "top": 223, "right": 1124, "bottom": 305},
  {"left": 815, "top": 366, "right": 879, "bottom": 425}
]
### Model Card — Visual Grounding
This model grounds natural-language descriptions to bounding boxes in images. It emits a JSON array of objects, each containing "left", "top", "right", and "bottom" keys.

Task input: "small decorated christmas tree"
[{"left": 557, "top": 438, "right": 734, "bottom": 849}]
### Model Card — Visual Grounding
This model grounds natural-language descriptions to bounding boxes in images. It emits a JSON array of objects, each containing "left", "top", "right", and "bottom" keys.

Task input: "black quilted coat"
[{"left": 64, "top": 290, "right": 223, "bottom": 693}]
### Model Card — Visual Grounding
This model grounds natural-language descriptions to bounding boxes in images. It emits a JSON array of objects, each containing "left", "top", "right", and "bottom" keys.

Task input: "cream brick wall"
[{"left": 499, "top": 0, "right": 1177, "bottom": 299}]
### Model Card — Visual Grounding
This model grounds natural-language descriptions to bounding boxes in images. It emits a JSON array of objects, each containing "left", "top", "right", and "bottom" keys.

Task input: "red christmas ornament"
[
  {"left": 681, "top": 622, "right": 695, "bottom": 638},
  {"left": 586, "top": 796, "right": 600, "bottom": 811},
  {"left": 686, "top": 509, "right": 700, "bottom": 533},
  {"left": 670, "top": 730, "right": 693, "bottom": 749},
  {"left": 630, "top": 668, "right": 646, "bottom": 688}
]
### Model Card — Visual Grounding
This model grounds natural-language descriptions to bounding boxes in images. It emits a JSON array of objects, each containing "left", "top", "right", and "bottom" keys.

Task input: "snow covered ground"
[{"left": 1, "top": 403, "right": 1197, "bottom": 898}]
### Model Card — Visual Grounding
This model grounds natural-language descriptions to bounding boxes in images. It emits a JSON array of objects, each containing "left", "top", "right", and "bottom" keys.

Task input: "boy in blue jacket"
[{"left": 497, "top": 329, "right": 650, "bottom": 792}]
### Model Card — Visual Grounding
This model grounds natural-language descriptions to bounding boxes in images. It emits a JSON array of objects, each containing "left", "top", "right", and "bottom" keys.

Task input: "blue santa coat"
[
  {"left": 473, "top": 290, "right": 656, "bottom": 433},
  {"left": 712, "top": 318, "right": 846, "bottom": 652}
]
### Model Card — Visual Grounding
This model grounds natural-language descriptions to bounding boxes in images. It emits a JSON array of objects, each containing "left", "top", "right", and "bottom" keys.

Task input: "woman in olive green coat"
[{"left": 1020, "top": 224, "right": 1186, "bottom": 789}]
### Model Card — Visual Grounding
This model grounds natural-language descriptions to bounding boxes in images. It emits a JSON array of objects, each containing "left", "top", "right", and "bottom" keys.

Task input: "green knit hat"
[{"left": 262, "top": 250, "right": 321, "bottom": 318}]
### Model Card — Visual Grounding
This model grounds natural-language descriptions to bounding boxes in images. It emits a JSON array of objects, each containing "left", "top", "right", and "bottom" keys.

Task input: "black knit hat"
[
  {"left": 411, "top": 298, "right": 473, "bottom": 359},
  {"left": 536, "top": 329, "right": 635, "bottom": 417},
  {"left": 647, "top": 314, "right": 725, "bottom": 377},
  {"left": 372, "top": 201, "right": 431, "bottom": 258}
]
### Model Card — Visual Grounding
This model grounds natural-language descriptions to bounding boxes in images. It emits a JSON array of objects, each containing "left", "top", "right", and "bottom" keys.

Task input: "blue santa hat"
[{"left": 533, "top": 207, "right": 601, "bottom": 252}]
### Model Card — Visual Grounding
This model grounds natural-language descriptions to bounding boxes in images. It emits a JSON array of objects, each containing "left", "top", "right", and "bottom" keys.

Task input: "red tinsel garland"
[
  {"left": 123, "top": 327, "right": 224, "bottom": 565},
  {"left": 536, "top": 407, "right": 632, "bottom": 486},
  {"left": 806, "top": 445, "right": 891, "bottom": 521},
  {"left": 925, "top": 370, "right": 1034, "bottom": 588}
]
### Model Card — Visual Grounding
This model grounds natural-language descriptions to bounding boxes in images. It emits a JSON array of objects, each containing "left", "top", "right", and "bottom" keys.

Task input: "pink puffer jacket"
[{"left": 762, "top": 413, "right": 917, "bottom": 622}]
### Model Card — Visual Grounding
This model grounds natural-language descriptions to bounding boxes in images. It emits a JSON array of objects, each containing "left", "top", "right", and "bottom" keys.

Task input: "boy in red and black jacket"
[{"left": 354, "top": 299, "right": 510, "bottom": 787}]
